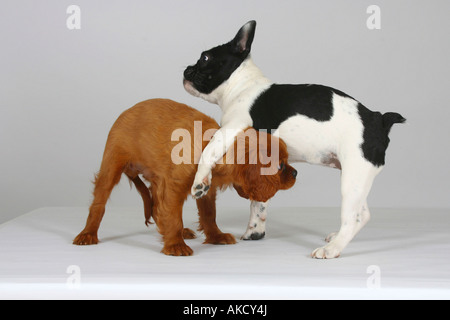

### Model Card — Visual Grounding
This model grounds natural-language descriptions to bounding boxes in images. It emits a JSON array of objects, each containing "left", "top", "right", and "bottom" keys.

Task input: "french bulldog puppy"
[{"left": 183, "top": 21, "right": 405, "bottom": 258}]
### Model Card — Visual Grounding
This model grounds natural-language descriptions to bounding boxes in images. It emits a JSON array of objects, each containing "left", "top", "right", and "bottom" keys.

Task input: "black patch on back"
[{"left": 250, "top": 84, "right": 336, "bottom": 131}]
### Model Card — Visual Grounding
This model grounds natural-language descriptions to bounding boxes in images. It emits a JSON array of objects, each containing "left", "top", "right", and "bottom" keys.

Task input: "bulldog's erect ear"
[{"left": 231, "top": 20, "right": 257, "bottom": 54}]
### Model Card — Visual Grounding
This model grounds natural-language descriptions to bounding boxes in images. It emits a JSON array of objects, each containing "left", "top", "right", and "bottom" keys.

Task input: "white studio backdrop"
[{"left": 1, "top": 0, "right": 449, "bottom": 223}]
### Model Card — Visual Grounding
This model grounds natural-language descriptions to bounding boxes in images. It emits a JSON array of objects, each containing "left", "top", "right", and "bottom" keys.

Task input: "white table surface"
[{"left": 1, "top": 206, "right": 449, "bottom": 300}]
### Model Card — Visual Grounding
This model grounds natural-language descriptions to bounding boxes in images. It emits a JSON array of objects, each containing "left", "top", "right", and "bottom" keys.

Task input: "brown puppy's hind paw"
[
  {"left": 73, "top": 232, "right": 99, "bottom": 245},
  {"left": 183, "top": 228, "right": 197, "bottom": 239}
]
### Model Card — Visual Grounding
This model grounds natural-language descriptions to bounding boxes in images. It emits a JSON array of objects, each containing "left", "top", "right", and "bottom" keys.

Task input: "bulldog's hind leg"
[
  {"left": 325, "top": 201, "right": 371, "bottom": 243},
  {"left": 312, "top": 159, "right": 382, "bottom": 259}
]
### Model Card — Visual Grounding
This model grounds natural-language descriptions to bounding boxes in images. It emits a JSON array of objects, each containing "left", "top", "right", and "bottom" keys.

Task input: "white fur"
[
  {"left": 189, "top": 58, "right": 272, "bottom": 196},
  {"left": 241, "top": 200, "right": 269, "bottom": 240},
  {"left": 189, "top": 57, "right": 383, "bottom": 258},
  {"left": 273, "top": 93, "right": 363, "bottom": 165}
]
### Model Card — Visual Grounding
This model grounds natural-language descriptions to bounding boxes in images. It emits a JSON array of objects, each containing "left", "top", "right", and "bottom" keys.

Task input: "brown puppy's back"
[{"left": 105, "top": 98, "right": 219, "bottom": 185}]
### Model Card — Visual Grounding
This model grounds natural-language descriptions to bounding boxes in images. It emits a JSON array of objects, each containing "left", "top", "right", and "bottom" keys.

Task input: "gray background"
[{"left": 1, "top": 0, "right": 449, "bottom": 224}]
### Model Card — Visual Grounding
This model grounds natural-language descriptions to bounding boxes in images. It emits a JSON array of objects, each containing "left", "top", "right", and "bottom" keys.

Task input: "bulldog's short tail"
[{"left": 383, "top": 112, "right": 406, "bottom": 134}]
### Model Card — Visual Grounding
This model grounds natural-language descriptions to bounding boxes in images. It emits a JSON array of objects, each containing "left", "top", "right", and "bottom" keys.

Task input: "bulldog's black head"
[{"left": 183, "top": 21, "right": 256, "bottom": 99}]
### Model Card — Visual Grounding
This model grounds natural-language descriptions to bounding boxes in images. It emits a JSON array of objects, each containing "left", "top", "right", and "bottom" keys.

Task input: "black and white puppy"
[{"left": 183, "top": 21, "right": 405, "bottom": 259}]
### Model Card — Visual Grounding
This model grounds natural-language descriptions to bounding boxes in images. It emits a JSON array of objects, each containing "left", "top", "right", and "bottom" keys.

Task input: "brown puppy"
[{"left": 73, "top": 99, "right": 297, "bottom": 256}]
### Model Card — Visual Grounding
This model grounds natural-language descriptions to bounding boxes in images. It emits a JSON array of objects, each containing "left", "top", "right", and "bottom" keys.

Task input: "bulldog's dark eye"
[
  {"left": 201, "top": 54, "right": 210, "bottom": 62},
  {"left": 278, "top": 162, "right": 285, "bottom": 171}
]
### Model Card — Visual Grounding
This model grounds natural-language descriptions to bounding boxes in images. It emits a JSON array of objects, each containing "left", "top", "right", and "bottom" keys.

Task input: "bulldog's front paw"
[
  {"left": 241, "top": 230, "right": 265, "bottom": 241},
  {"left": 191, "top": 182, "right": 210, "bottom": 199},
  {"left": 191, "top": 173, "right": 212, "bottom": 199},
  {"left": 241, "top": 222, "right": 266, "bottom": 240}
]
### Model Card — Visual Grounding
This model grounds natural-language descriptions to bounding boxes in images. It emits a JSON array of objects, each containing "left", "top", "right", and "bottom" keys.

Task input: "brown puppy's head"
[{"left": 230, "top": 128, "right": 297, "bottom": 202}]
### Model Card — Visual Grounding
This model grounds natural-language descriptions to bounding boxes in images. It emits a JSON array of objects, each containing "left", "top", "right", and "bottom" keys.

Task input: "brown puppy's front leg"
[
  {"left": 160, "top": 210, "right": 194, "bottom": 256},
  {"left": 196, "top": 188, "right": 236, "bottom": 245},
  {"left": 149, "top": 183, "right": 196, "bottom": 240}
]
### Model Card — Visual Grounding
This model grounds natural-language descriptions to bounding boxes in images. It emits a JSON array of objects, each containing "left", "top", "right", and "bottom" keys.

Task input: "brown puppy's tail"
[{"left": 129, "top": 175, "right": 154, "bottom": 226}]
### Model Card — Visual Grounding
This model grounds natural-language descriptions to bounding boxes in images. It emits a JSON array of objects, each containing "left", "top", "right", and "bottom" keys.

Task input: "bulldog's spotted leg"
[{"left": 242, "top": 200, "right": 269, "bottom": 240}]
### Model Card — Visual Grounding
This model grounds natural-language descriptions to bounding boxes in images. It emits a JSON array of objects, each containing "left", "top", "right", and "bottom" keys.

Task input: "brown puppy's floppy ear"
[
  {"left": 233, "top": 127, "right": 279, "bottom": 202},
  {"left": 241, "top": 164, "right": 278, "bottom": 203}
]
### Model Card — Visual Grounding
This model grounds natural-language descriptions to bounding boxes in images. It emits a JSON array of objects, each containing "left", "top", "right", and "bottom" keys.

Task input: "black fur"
[
  {"left": 250, "top": 84, "right": 335, "bottom": 131},
  {"left": 183, "top": 21, "right": 256, "bottom": 94},
  {"left": 358, "top": 105, "right": 405, "bottom": 166}
]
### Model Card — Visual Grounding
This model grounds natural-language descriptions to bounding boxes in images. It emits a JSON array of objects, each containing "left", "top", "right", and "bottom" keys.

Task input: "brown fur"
[{"left": 73, "top": 99, "right": 296, "bottom": 256}]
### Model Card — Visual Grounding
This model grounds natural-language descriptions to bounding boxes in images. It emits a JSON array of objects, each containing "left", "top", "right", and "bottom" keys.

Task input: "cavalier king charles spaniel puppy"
[{"left": 74, "top": 99, "right": 296, "bottom": 256}]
